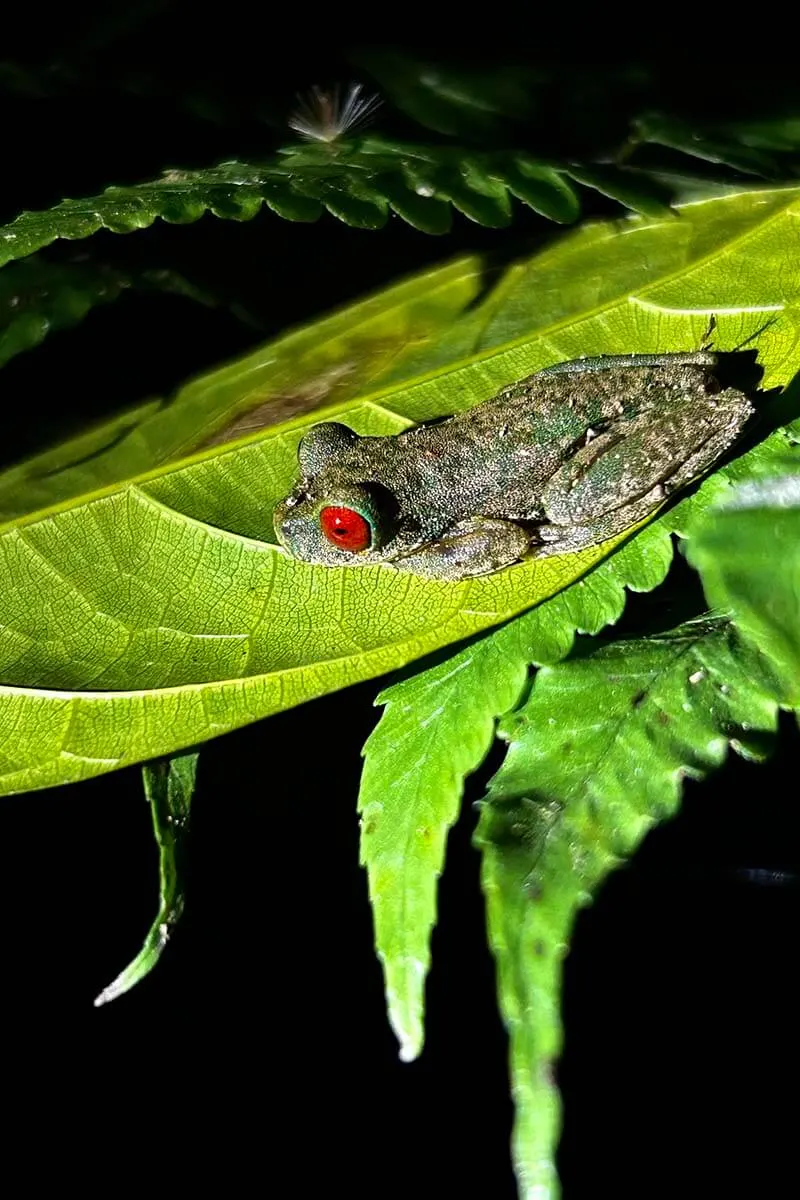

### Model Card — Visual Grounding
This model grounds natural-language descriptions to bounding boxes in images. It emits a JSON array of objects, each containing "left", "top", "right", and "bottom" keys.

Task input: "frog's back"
[
  {"left": 378, "top": 370, "right": 624, "bottom": 523},
  {"left": 389, "top": 358, "right": 727, "bottom": 522}
]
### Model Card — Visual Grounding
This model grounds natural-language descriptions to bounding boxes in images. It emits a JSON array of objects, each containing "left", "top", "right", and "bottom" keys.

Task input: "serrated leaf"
[
  {"left": 0, "top": 133, "right": 725, "bottom": 272},
  {"left": 687, "top": 462, "right": 800, "bottom": 704},
  {"left": 370, "top": 174, "right": 453, "bottom": 234},
  {"left": 421, "top": 163, "right": 514, "bottom": 227},
  {"left": 357, "top": 409, "right": 800, "bottom": 1062},
  {"left": 0, "top": 146, "right": 570, "bottom": 267},
  {"left": 94, "top": 750, "right": 198, "bottom": 1007},
  {"left": 357, "top": 518, "right": 673, "bottom": 1059},
  {"left": 4, "top": 187, "right": 800, "bottom": 796},
  {"left": 564, "top": 163, "right": 673, "bottom": 216},
  {"left": 501, "top": 157, "right": 581, "bottom": 223},
  {"left": 477, "top": 619, "right": 782, "bottom": 1200},
  {"left": 7, "top": 184, "right": 800, "bottom": 523},
  {"left": 359, "top": 639, "right": 532, "bottom": 1062}
]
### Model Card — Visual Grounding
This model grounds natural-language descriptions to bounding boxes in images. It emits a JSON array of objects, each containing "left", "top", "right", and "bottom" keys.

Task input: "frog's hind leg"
[
  {"left": 652, "top": 403, "right": 753, "bottom": 497},
  {"left": 532, "top": 396, "right": 753, "bottom": 558},
  {"left": 540, "top": 389, "right": 753, "bottom": 530}
]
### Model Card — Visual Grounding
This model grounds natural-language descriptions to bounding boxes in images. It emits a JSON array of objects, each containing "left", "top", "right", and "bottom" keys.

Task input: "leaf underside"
[{"left": 2, "top": 187, "right": 800, "bottom": 799}]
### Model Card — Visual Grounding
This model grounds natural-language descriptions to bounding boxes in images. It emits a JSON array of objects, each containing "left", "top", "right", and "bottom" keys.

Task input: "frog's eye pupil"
[{"left": 320, "top": 505, "right": 372, "bottom": 552}]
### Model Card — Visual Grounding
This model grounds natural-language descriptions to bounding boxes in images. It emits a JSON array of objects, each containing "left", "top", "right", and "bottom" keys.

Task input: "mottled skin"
[{"left": 274, "top": 352, "right": 754, "bottom": 581}]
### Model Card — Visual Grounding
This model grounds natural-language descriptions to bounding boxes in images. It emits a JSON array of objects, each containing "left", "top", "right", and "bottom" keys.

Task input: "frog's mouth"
[{"left": 272, "top": 492, "right": 305, "bottom": 547}]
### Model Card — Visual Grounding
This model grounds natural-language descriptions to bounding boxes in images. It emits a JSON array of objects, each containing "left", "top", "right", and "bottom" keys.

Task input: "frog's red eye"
[{"left": 319, "top": 505, "right": 372, "bottom": 552}]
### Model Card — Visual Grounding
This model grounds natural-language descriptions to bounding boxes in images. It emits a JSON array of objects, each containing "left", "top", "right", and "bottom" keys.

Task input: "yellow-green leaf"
[{"left": 3, "top": 185, "right": 800, "bottom": 796}]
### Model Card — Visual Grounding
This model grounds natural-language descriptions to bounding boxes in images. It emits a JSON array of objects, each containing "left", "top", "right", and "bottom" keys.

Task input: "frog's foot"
[{"left": 389, "top": 517, "right": 531, "bottom": 580}]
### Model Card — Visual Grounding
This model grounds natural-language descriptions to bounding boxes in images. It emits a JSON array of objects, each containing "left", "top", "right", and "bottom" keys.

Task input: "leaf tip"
[
  {"left": 388, "top": 998, "right": 424, "bottom": 1062},
  {"left": 396, "top": 1032, "right": 422, "bottom": 1063},
  {"left": 386, "top": 955, "right": 427, "bottom": 1062},
  {"left": 92, "top": 974, "right": 128, "bottom": 1008}
]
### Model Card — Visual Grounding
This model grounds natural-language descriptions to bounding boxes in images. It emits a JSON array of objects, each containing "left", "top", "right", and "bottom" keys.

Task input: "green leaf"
[
  {"left": 563, "top": 164, "right": 673, "bottom": 216},
  {"left": 635, "top": 112, "right": 782, "bottom": 176},
  {"left": 3, "top": 186, "right": 800, "bottom": 796},
  {"left": 476, "top": 619, "right": 782, "bottom": 1200},
  {"left": 501, "top": 158, "right": 581, "bottom": 223},
  {"left": 0, "top": 254, "right": 253, "bottom": 379},
  {"left": 0, "top": 130, "right": 741, "bottom": 273},
  {"left": 358, "top": 377, "right": 800, "bottom": 1063},
  {"left": 358, "top": 518, "right": 673, "bottom": 1059},
  {"left": 687, "top": 457, "right": 800, "bottom": 704},
  {"left": 0, "top": 146, "right": 583, "bottom": 267},
  {"left": 0, "top": 256, "right": 224, "bottom": 373},
  {"left": 7, "top": 182, "right": 800, "bottom": 525},
  {"left": 0, "top": 257, "right": 126, "bottom": 368},
  {"left": 94, "top": 750, "right": 198, "bottom": 1007},
  {"left": 0, "top": 254, "right": 485, "bottom": 520},
  {"left": 358, "top": 637, "right": 532, "bottom": 1063},
  {"left": 355, "top": 51, "right": 538, "bottom": 139},
  {"left": 0, "top": 486, "right": 624, "bottom": 797}
]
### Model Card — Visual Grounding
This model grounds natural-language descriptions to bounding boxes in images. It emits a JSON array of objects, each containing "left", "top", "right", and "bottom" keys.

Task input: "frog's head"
[{"left": 274, "top": 422, "right": 402, "bottom": 567}]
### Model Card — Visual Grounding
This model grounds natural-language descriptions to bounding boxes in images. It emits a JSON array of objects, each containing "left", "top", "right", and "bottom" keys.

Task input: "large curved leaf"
[
  {"left": 0, "top": 255, "right": 487, "bottom": 521},
  {"left": 2, "top": 186, "right": 800, "bottom": 796},
  {"left": 0, "top": 489, "right": 623, "bottom": 795},
  {"left": 5, "top": 183, "right": 799, "bottom": 524}
]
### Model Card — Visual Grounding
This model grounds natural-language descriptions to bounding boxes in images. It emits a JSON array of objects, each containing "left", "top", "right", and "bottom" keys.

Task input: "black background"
[{"left": 1, "top": 22, "right": 799, "bottom": 1197}]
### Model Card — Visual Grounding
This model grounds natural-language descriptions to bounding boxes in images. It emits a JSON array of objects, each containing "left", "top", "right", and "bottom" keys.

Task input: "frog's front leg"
[{"left": 390, "top": 517, "right": 531, "bottom": 580}]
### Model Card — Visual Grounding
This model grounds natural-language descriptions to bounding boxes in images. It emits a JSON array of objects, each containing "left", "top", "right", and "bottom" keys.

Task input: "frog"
[{"left": 273, "top": 351, "right": 755, "bottom": 581}]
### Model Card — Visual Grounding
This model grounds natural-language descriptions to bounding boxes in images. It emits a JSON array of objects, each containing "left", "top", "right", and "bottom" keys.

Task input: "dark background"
[{"left": 1, "top": 21, "right": 799, "bottom": 1196}]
